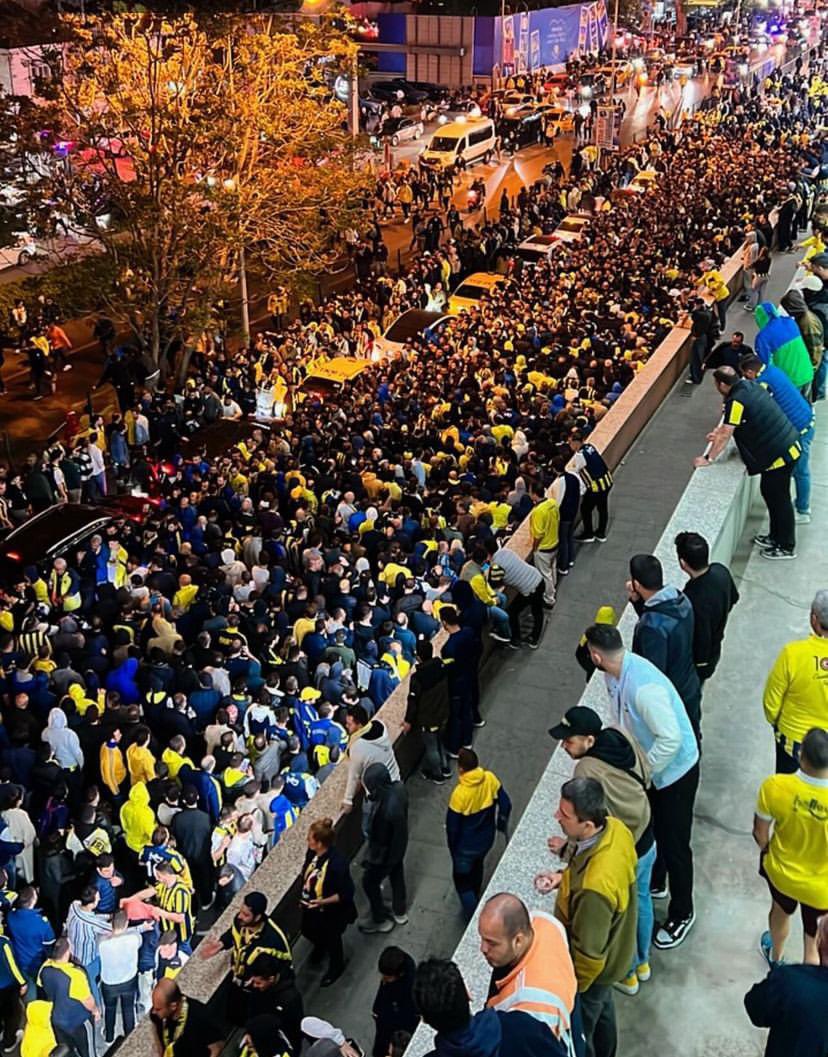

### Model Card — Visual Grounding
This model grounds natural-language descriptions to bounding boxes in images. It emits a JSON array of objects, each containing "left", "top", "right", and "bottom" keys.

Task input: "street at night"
[{"left": 0, "top": 2, "right": 826, "bottom": 1057}]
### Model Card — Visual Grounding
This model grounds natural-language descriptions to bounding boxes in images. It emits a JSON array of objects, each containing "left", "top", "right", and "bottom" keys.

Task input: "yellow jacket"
[
  {"left": 120, "top": 782, "right": 156, "bottom": 853},
  {"left": 127, "top": 742, "right": 156, "bottom": 786},
  {"left": 700, "top": 269, "right": 729, "bottom": 303},
  {"left": 21, "top": 1000, "right": 56, "bottom": 1057},
  {"left": 763, "top": 633, "right": 828, "bottom": 747},
  {"left": 162, "top": 748, "right": 194, "bottom": 781},
  {"left": 173, "top": 584, "right": 199, "bottom": 612},
  {"left": 554, "top": 816, "right": 637, "bottom": 991},
  {"left": 68, "top": 683, "right": 97, "bottom": 718},
  {"left": 529, "top": 497, "right": 560, "bottom": 550},
  {"left": 100, "top": 742, "right": 126, "bottom": 796}
]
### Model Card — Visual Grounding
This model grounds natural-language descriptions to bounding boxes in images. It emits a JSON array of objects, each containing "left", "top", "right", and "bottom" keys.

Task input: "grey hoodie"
[
  {"left": 42, "top": 708, "right": 84, "bottom": 770},
  {"left": 343, "top": 719, "right": 400, "bottom": 806}
]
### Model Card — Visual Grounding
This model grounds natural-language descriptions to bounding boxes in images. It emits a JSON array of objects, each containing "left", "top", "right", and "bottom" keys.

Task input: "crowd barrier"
[{"left": 116, "top": 244, "right": 746, "bottom": 1057}]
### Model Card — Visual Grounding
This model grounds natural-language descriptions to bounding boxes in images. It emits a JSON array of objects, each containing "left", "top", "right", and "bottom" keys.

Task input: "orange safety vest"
[{"left": 486, "top": 911, "right": 577, "bottom": 1049}]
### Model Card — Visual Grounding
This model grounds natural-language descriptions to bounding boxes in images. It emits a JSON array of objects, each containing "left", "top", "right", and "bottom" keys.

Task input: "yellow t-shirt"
[
  {"left": 529, "top": 498, "right": 560, "bottom": 550},
  {"left": 757, "top": 770, "right": 828, "bottom": 907}
]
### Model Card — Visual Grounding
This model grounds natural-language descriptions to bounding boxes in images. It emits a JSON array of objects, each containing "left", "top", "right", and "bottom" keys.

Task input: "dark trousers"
[
  {"left": 775, "top": 739, "right": 800, "bottom": 774},
  {"left": 0, "top": 984, "right": 21, "bottom": 1047},
  {"left": 650, "top": 762, "right": 700, "bottom": 921},
  {"left": 689, "top": 335, "right": 708, "bottom": 383},
  {"left": 54, "top": 1022, "right": 90, "bottom": 1057},
  {"left": 363, "top": 861, "right": 406, "bottom": 922},
  {"left": 314, "top": 930, "right": 345, "bottom": 976},
  {"left": 445, "top": 686, "right": 474, "bottom": 752},
  {"left": 508, "top": 580, "right": 545, "bottom": 644},
  {"left": 579, "top": 982, "right": 617, "bottom": 1057},
  {"left": 452, "top": 856, "right": 485, "bottom": 921},
  {"left": 715, "top": 299, "right": 727, "bottom": 330},
  {"left": 192, "top": 860, "right": 215, "bottom": 909},
  {"left": 580, "top": 490, "right": 610, "bottom": 538},
  {"left": 760, "top": 463, "right": 795, "bottom": 551},
  {"left": 102, "top": 976, "right": 138, "bottom": 1041},
  {"left": 558, "top": 518, "right": 577, "bottom": 570}
]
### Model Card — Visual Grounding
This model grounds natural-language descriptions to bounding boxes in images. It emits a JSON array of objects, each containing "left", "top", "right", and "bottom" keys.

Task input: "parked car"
[
  {"left": 405, "top": 80, "right": 449, "bottom": 102},
  {"left": 373, "top": 309, "right": 456, "bottom": 357},
  {"left": 532, "top": 103, "right": 575, "bottom": 137},
  {"left": 553, "top": 213, "right": 591, "bottom": 243},
  {"left": 512, "top": 234, "right": 561, "bottom": 264},
  {"left": 420, "top": 118, "right": 496, "bottom": 169},
  {"left": 382, "top": 116, "right": 425, "bottom": 146},
  {"left": 0, "top": 232, "right": 41, "bottom": 270},
  {"left": 0, "top": 501, "right": 155, "bottom": 586},
  {"left": 369, "top": 78, "right": 429, "bottom": 104},
  {"left": 448, "top": 272, "right": 505, "bottom": 314}
]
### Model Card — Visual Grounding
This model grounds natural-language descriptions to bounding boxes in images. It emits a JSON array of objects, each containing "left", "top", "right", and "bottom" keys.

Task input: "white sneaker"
[{"left": 795, "top": 511, "right": 811, "bottom": 524}]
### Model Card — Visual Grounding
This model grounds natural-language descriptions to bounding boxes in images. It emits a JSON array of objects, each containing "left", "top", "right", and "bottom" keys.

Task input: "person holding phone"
[{"left": 300, "top": 819, "right": 356, "bottom": 987}]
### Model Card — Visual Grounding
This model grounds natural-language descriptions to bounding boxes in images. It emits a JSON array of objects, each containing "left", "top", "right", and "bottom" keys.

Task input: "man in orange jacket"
[{"left": 479, "top": 893, "right": 583, "bottom": 1055}]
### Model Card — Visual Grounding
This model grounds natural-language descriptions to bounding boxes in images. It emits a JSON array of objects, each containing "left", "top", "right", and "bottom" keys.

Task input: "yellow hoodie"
[
  {"left": 127, "top": 742, "right": 156, "bottom": 786},
  {"left": 21, "top": 1000, "right": 56, "bottom": 1057},
  {"left": 68, "top": 683, "right": 97, "bottom": 718},
  {"left": 162, "top": 748, "right": 194, "bottom": 781},
  {"left": 120, "top": 782, "right": 155, "bottom": 853}
]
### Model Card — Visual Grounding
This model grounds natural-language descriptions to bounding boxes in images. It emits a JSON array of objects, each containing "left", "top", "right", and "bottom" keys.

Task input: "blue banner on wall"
[{"left": 492, "top": 3, "right": 607, "bottom": 72}]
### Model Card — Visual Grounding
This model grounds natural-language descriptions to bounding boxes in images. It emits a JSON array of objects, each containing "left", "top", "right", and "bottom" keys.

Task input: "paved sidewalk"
[{"left": 614, "top": 400, "right": 827, "bottom": 1057}]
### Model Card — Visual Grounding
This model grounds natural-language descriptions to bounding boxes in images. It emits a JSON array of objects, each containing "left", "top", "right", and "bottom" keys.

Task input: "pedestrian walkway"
[{"left": 614, "top": 399, "right": 827, "bottom": 1057}]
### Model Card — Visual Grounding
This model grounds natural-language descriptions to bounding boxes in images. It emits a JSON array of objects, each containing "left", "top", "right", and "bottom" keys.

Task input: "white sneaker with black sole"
[
  {"left": 653, "top": 912, "right": 696, "bottom": 949},
  {"left": 760, "top": 545, "right": 796, "bottom": 561}
]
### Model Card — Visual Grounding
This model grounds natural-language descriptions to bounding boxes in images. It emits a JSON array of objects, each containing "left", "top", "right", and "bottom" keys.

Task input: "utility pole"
[
  {"left": 609, "top": 0, "right": 621, "bottom": 99},
  {"left": 351, "top": 49, "right": 360, "bottom": 142}
]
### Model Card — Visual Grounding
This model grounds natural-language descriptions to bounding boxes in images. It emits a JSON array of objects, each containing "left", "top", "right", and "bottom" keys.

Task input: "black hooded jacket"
[{"left": 363, "top": 762, "right": 408, "bottom": 868}]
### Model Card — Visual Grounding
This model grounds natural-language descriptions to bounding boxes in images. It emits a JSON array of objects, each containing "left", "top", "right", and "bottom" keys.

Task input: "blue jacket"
[
  {"left": 632, "top": 586, "right": 701, "bottom": 735},
  {"left": 428, "top": 1007, "right": 571, "bottom": 1057},
  {"left": 744, "top": 963, "right": 828, "bottom": 1057},
  {"left": 756, "top": 362, "right": 814, "bottom": 434},
  {"left": 446, "top": 768, "right": 511, "bottom": 869},
  {"left": 179, "top": 766, "right": 222, "bottom": 824},
  {"left": 269, "top": 793, "right": 300, "bottom": 845},
  {"left": 0, "top": 935, "right": 23, "bottom": 990},
  {"left": 604, "top": 651, "right": 699, "bottom": 789},
  {"left": 6, "top": 906, "right": 55, "bottom": 975}
]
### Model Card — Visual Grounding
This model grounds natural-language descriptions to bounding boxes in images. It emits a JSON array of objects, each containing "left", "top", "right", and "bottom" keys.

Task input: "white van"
[{"left": 420, "top": 118, "right": 496, "bottom": 169}]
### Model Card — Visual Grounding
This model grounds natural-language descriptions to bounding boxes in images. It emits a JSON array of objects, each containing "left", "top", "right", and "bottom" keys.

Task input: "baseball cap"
[{"left": 548, "top": 706, "right": 602, "bottom": 740}]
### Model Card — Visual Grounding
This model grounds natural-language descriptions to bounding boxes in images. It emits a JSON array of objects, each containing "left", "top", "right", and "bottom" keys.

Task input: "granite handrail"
[{"left": 115, "top": 243, "right": 745, "bottom": 1057}]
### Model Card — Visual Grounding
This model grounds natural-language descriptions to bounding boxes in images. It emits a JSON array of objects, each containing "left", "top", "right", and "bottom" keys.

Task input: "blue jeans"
[
  {"left": 487, "top": 604, "right": 511, "bottom": 639},
  {"left": 83, "top": 956, "right": 102, "bottom": 1010},
  {"left": 631, "top": 842, "right": 656, "bottom": 972},
  {"left": 813, "top": 353, "right": 827, "bottom": 400},
  {"left": 792, "top": 424, "right": 814, "bottom": 514}
]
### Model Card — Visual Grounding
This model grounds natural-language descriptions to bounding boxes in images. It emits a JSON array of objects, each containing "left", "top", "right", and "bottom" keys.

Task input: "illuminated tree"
[{"left": 0, "top": 11, "right": 367, "bottom": 365}]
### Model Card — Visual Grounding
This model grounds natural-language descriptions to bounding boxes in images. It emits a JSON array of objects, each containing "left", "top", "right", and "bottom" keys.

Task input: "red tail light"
[{"left": 5, "top": 551, "right": 22, "bottom": 562}]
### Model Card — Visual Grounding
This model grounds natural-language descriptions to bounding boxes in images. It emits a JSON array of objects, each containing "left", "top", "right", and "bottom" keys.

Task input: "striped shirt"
[
  {"left": 155, "top": 881, "right": 193, "bottom": 945},
  {"left": 65, "top": 902, "right": 112, "bottom": 966},
  {"left": 492, "top": 547, "right": 543, "bottom": 597}
]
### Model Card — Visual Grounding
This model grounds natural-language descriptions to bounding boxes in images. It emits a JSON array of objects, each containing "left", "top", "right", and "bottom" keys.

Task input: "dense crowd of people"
[{"left": 0, "top": 28, "right": 825, "bottom": 1057}]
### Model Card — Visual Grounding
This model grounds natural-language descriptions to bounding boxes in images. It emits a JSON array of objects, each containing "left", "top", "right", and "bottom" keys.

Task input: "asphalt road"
[{"left": 0, "top": 40, "right": 799, "bottom": 461}]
